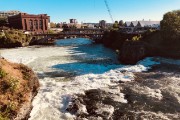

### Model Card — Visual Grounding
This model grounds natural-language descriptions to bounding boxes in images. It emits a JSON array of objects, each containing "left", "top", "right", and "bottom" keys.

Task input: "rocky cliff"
[{"left": 98, "top": 30, "right": 180, "bottom": 65}]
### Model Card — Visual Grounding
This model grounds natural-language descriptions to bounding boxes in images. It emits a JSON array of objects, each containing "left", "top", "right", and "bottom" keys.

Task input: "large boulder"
[{"left": 119, "top": 41, "right": 146, "bottom": 64}]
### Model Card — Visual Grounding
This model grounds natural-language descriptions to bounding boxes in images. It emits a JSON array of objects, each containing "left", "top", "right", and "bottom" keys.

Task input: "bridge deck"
[{"left": 34, "top": 33, "right": 104, "bottom": 36}]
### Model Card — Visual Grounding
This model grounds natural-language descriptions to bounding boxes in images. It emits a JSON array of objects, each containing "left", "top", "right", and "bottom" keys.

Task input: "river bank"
[
  {"left": 0, "top": 58, "right": 39, "bottom": 120},
  {"left": 96, "top": 30, "right": 180, "bottom": 65},
  {"left": 0, "top": 29, "right": 55, "bottom": 49}
]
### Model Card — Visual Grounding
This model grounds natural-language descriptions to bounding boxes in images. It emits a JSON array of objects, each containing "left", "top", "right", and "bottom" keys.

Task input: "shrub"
[
  {"left": 2, "top": 77, "right": 20, "bottom": 92},
  {"left": 0, "top": 102, "right": 17, "bottom": 120},
  {"left": 8, "top": 77, "right": 19, "bottom": 92},
  {"left": 0, "top": 29, "right": 32, "bottom": 47},
  {"left": 0, "top": 114, "right": 9, "bottom": 120},
  {"left": 0, "top": 68, "right": 7, "bottom": 78},
  {"left": 48, "top": 29, "right": 55, "bottom": 34},
  {"left": 132, "top": 35, "right": 142, "bottom": 41}
]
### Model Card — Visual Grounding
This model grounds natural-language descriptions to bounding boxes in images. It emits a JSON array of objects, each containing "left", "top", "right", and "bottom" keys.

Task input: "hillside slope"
[{"left": 0, "top": 58, "right": 39, "bottom": 120}]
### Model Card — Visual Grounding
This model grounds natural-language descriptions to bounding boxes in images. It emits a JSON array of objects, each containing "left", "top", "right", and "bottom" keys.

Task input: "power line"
[{"left": 104, "top": 0, "right": 114, "bottom": 23}]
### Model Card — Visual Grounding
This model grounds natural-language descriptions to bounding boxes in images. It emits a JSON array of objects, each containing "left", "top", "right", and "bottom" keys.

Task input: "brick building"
[{"left": 8, "top": 13, "right": 50, "bottom": 33}]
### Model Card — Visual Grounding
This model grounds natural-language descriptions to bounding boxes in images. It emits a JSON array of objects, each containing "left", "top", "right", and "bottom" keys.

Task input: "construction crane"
[{"left": 104, "top": 0, "right": 114, "bottom": 23}]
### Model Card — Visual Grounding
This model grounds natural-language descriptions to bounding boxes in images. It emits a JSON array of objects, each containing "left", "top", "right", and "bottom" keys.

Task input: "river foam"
[{"left": 0, "top": 38, "right": 159, "bottom": 120}]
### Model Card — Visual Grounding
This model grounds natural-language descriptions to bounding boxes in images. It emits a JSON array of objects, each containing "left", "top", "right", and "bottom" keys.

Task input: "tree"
[
  {"left": 69, "top": 24, "right": 77, "bottom": 29},
  {"left": 56, "top": 23, "right": 61, "bottom": 28},
  {"left": 160, "top": 10, "right": 180, "bottom": 45},
  {"left": 50, "top": 22, "right": 56, "bottom": 28},
  {"left": 0, "top": 17, "right": 8, "bottom": 27},
  {"left": 62, "top": 23, "right": 69, "bottom": 31},
  {"left": 119, "top": 20, "right": 124, "bottom": 27},
  {"left": 112, "top": 21, "right": 119, "bottom": 31}
]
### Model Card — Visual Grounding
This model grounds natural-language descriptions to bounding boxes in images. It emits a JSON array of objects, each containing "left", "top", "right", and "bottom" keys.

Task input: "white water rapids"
[{"left": 1, "top": 38, "right": 159, "bottom": 120}]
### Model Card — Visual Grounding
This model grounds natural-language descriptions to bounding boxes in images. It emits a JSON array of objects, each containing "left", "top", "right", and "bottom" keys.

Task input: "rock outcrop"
[
  {"left": 66, "top": 62, "right": 180, "bottom": 120},
  {"left": 99, "top": 30, "right": 180, "bottom": 65},
  {"left": 66, "top": 89, "right": 117, "bottom": 120},
  {"left": 29, "top": 37, "right": 55, "bottom": 45},
  {"left": 98, "top": 31, "right": 138, "bottom": 50},
  {"left": 119, "top": 41, "right": 146, "bottom": 64}
]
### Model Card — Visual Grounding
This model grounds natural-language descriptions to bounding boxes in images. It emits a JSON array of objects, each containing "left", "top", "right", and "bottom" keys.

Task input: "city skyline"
[{"left": 0, "top": 0, "right": 180, "bottom": 23}]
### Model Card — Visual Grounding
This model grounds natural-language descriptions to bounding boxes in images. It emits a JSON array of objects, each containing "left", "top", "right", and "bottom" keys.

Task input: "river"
[{"left": 1, "top": 38, "right": 159, "bottom": 120}]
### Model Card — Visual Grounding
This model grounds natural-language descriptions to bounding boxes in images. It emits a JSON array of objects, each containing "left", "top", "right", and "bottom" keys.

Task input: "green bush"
[
  {"left": 132, "top": 35, "right": 142, "bottom": 41},
  {"left": 2, "top": 76, "right": 20, "bottom": 92},
  {"left": 8, "top": 77, "right": 19, "bottom": 92},
  {"left": 0, "top": 68, "right": 7, "bottom": 78},
  {"left": 0, "top": 114, "right": 9, "bottom": 120}
]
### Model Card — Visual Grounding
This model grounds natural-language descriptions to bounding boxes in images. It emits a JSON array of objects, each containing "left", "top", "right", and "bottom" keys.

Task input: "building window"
[
  {"left": 34, "top": 20, "right": 38, "bottom": 29},
  {"left": 39, "top": 20, "right": 43, "bottom": 29},
  {"left": 29, "top": 20, "right": 33, "bottom": 30},
  {"left": 45, "top": 19, "right": 47, "bottom": 30},
  {"left": 24, "top": 19, "right": 27, "bottom": 30}
]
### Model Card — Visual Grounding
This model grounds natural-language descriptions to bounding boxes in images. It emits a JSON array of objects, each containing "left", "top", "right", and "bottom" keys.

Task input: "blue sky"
[{"left": 0, "top": 0, "right": 180, "bottom": 23}]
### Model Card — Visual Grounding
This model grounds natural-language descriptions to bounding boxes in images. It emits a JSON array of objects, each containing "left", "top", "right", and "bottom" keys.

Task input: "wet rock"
[
  {"left": 119, "top": 41, "right": 146, "bottom": 65},
  {"left": 95, "top": 103, "right": 114, "bottom": 119},
  {"left": 66, "top": 65, "right": 180, "bottom": 120},
  {"left": 30, "top": 37, "right": 55, "bottom": 45},
  {"left": 66, "top": 89, "right": 122, "bottom": 120},
  {"left": 77, "top": 116, "right": 103, "bottom": 120},
  {"left": 66, "top": 97, "right": 88, "bottom": 116}
]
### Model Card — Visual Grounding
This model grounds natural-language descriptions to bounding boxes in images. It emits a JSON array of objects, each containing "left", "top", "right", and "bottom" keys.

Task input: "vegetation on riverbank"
[
  {"left": 98, "top": 10, "right": 180, "bottom": 64},
  {"left": 0, "top": 58, "right": 39, "bottom": 120},
  {"left": 0, "top": 29, "right": 32, "bottom": 48},
  {"left": 0, "top": 17, "right": 8, "bottom": 27}
]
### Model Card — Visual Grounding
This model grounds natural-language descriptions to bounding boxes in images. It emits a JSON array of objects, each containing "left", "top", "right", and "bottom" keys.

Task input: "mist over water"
[{"left": 1, "top": 38, "right": 159, "bottom": 120}]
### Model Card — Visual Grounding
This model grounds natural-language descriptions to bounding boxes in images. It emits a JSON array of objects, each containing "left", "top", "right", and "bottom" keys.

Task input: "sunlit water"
[{"left": 1, "top": 38, "right": 159, "bottom": 120}]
